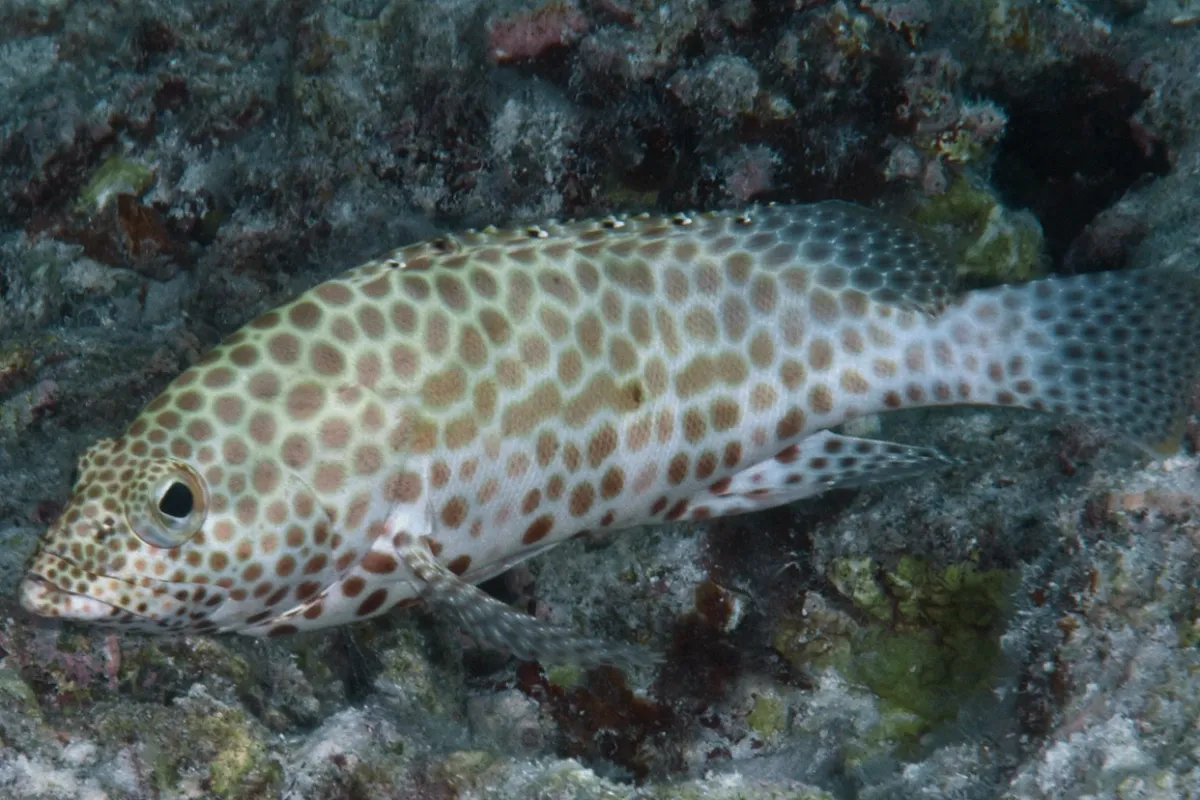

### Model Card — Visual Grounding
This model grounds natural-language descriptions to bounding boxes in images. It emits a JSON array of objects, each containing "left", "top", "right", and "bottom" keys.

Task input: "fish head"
[
  {"left": 20, "top": 423, "right": 341, "bottom": 634},
  {"left": 20, "top": 435, "right": 211, "bottom": 631}
]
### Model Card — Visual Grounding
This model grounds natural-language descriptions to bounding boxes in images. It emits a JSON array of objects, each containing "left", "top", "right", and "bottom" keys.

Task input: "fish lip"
[
  {"left": 24, "top": 550, "right": 229, "bottom": 631},
  {"left": 18, "top": 572, "right": 126, "bottom": 621},
  {"left": 21, "top": 551, "right": 151, "bottom": 622}
]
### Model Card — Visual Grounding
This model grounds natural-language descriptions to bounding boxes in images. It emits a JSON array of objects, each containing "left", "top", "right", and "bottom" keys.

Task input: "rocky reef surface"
[{"left": 2, "top": 0, "right": 1200, "bottom": 797}]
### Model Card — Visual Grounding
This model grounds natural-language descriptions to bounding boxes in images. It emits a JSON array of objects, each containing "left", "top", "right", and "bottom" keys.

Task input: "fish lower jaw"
[{"left": 19, "top": 573, "right": 124, "bottom": 623}]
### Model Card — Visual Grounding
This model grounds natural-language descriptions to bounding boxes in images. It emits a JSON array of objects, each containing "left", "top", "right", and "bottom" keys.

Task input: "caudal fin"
[{"left": 967, "top": 268, "right": 1200, "bottom": 454}]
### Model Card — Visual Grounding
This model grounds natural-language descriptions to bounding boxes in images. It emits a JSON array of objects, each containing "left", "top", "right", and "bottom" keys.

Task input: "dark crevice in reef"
[{"left": 985, "top": 55, "right": 1170, "bottom": 269}]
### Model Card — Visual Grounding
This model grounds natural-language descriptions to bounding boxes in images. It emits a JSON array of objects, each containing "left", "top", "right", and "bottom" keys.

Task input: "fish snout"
[{"left": 18, "top": 561, "right": 121, "bottom": 623}]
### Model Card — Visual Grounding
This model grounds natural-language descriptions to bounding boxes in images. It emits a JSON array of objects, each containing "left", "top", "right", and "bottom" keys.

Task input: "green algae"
[
  {"left": 547, "top": 663, "right": 585, "bottom": 689},
  {"left": 887, "top": 555, "right": 1011, "bottom": 632},
  {"left": 199, "top": 709, "right": 281, "bottom": 797},
  {"left": 843, "top": 555, "right": 1013, "bottom": 739},
  {"left": 78, "top": 154, "right": 156, "bottom": 212},
  {"left": 178, "top": 638, "right": 255, "bottom": 690},
  {"left": 94, "top": 690, "right": 280, "bottom": 799},
  {"left": 745, "top": 692, "right": 787, "bottom": 739},
  {"left": 0, "top": 661, "right": 42, "bottom": 723},
  {"left": 776, "top": 554, "right": 1014, "bottom": 755},
  {"left": 912, "top": 177, "right": 1046, "bottom": 285},
  {"left": 429, "top": 750, "right": 506, "bottom": 793},
  {"left": 829, "top": 557, "right": 890, "bottom": 623},
  {"left": 771, "top": 594, "right": 855, "bottom": 672},
  {"left": 0, "top": 659, "right": 46, "bottom": 752},
  {"left": 931, "top": 127, "right": 990, "bottom": 165},
  {"left": 372, "top": 621, "right": 466, "bottom": 718},
  {"left": 0, "top": 342, "right": 35, "bottom": 388},
  {"left": 113, "top": 638, "right": 271, "bottom": 717}
]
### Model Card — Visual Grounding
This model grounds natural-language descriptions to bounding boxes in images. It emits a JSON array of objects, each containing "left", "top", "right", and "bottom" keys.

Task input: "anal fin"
[
  {"left": 400, "top": 539, "right": 661, "bottom": 669},
  {"left": 687, "top": 431, "right": 956, "bottom": 520}
]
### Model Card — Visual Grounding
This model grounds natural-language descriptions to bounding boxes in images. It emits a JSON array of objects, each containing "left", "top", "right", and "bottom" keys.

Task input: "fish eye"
[
  {"left": 158, "top": 482, "right": 194, "bottom": 519},
  {"left": 130, "top": 466, "right": 208, "bottom": 549}
]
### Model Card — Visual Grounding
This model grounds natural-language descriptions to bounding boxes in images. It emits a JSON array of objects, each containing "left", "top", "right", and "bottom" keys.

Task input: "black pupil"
[{"left": 158, "top": 482, "right": 194, "bottom": 519}]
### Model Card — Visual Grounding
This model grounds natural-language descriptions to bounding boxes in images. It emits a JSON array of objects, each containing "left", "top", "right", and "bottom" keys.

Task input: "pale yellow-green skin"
[{"left": 19, "top": 203, "right": 1200, "bottom": 638}]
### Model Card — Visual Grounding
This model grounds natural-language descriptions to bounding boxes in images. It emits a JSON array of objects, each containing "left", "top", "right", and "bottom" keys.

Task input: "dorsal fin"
[
  {"left": 796, "top": 201, "right": 959, "bottom": 314},
  {"left": 370, "top": 202, "right": 960, "bottom": 314}
]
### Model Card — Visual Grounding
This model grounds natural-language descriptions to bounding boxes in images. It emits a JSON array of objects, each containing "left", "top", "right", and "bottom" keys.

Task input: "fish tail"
[{"left": 947, "top": 268, "right": 1200, "bottom": 454}]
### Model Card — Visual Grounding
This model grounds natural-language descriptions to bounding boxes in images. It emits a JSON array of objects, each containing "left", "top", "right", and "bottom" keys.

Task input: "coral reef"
[
  {"left": 487, "top": 2, "right": 590, "bottom": 63},
  {"left": 2, "top": 0, "right": 1200, "bottom": 797}
]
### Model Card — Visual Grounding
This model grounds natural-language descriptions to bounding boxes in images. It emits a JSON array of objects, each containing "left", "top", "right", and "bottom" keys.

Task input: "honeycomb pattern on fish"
[{"left": 20, "top": 202, "right": 1200, "bottom": 664}]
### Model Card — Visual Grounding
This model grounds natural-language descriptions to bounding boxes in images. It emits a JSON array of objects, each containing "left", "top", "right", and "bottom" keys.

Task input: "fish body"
[{"left": 19, "top": 203, "right": 1200, "bottom": 662}]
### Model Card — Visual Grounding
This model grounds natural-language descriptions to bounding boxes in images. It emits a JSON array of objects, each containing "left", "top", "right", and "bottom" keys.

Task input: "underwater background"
[{"left": 2, "top": 0, "right": 1200, "bottom": 797}]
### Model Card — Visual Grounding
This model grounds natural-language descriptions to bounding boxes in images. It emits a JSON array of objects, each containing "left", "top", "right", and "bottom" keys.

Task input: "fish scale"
[{"left": 20, "top": 202, "right": 1200, "bottom": 665}]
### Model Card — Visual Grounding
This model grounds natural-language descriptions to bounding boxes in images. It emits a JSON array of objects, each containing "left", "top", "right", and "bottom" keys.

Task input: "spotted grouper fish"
[{"left": 19, "top": 203, "right": 1200, "bottom": 665}]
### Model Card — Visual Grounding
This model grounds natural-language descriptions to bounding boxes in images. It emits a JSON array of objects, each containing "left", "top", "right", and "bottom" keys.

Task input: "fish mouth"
[
  {"left": 22, "top": 551, "right": 227, "bottom": 632},
  {"left": 18, "top": 573, "right": 126, "bottom": 622},
  {"left": 20, "top": 550, "right": 153, "bottom": 624}
]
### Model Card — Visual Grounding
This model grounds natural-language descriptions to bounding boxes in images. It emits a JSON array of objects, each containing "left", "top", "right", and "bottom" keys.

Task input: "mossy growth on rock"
[
  {"left": 776, "top": 554, "right": 1014, "bottom": 756},
  {"left": 745, "top": 691, "right": 788, "bottom": 740},
  {"left": 837, "top": 555, "right": 1014, "bottom": 740},
  {"left": 912, "top": 177, "right": 1046, "bottom": 286},
  {"left": 77, "top": 154, "right": 156, "bottom": 212},
  {"left": 94, "top": 689, "right": 281, "bottom": 798},
  {"left": 427, "top": 750, "right": 506, "bottom": 795}
]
